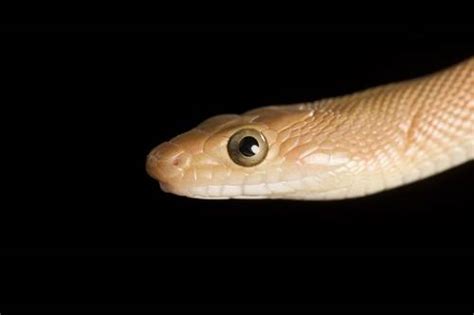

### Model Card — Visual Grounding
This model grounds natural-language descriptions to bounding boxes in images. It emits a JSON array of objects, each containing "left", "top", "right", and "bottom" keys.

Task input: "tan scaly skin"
[{"left": 146, "top": 57, "right": 474, "bottom": 200}]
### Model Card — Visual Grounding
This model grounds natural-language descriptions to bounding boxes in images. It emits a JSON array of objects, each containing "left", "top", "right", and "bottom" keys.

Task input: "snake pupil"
[
  {"left": 227, "top": 128, "right": 268, "bottom": 167},
  {"left": 239, "top": 136, "right": 259, "bottom": 157}
]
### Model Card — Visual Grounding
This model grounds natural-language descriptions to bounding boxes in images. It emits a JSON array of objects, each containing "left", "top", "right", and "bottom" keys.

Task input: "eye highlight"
[
  {"left": 239, "top": 136, "right": 260, "bottom": 157},
  {"left": 227, "top": 128, "right": 268, "bottom": 167}
]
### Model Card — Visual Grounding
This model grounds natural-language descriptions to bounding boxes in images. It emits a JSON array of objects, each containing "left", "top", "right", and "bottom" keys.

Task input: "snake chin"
[
  {"left": 158, "top": 181, "right": 190, "bottom": 198},
  {"left": 159, "top": 182, "right": 171, "bottom": 193}
]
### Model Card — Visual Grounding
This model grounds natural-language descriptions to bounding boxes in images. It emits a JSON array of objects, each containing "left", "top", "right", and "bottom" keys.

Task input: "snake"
[{"left": 146, "top": 57, "right": 474, "bottom": 200}]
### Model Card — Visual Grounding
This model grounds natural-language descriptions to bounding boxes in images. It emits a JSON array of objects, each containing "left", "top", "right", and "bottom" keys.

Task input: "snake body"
[{"left": 146, "top": 57, "right": 474, "bottom": 200}]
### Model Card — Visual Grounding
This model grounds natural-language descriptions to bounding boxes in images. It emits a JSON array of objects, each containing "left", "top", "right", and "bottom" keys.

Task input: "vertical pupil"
[{"left": 239, "top": 136, "right": 259, "bottom": 157}]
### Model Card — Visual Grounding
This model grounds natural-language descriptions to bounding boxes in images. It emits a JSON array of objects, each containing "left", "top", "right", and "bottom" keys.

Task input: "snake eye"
[{"left": 227, "top": 128, "right": 268, "bottom": 167}]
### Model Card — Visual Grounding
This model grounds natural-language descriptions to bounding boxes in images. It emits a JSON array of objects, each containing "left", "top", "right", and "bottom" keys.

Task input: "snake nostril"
[{"left": 172, "top": 157, "right": 180, "bottom": 167}]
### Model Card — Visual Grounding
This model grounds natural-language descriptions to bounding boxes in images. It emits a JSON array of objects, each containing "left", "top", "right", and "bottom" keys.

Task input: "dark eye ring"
[{"left": 227, "top": 128, "right": 268, "bottom": 167}]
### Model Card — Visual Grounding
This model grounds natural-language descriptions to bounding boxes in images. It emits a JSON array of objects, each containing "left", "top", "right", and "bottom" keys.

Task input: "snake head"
[
  {"left": 146, "top": 104, "right": 356, "bottom": 200},
  {"left": 145, "top": 111, "right": 280, "bottom": 199}
]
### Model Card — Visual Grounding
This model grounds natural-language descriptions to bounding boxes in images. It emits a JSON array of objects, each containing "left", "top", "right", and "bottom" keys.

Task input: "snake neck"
[
  {"left": 304, "top": 57, "right": 474, "bottom": 196},
  {"left": 399, "top": 57, "right": 474, "bottom": 164}
]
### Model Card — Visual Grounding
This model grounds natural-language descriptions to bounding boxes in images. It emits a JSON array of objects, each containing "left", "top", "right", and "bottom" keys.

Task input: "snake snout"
[{"left": 146, "top": 142, "right": 190, "bottom": 185}]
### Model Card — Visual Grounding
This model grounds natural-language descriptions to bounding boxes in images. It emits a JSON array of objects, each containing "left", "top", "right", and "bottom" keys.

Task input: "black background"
[{"left": 1, "top": 24, "right": 473, "bottom": 312}]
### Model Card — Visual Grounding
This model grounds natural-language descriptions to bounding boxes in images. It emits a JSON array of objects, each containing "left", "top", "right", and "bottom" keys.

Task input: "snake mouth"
[
  {"left": 158, "top": 181, "right": 180, "bottom": 196},
  {"left": 157, "top": 180, "right": 191, "bottom": 198}
]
